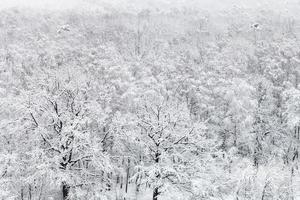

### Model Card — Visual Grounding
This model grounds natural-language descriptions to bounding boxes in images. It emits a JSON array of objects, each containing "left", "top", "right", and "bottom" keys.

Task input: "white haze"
[{"left": 0, "top": 0, "right": 299, "bottom": 17}]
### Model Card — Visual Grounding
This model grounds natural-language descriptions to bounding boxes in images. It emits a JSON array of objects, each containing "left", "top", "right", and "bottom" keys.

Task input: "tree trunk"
[
  {"left": 120, "top": 175, "right": 123, "bottom": 189},
  {"left": 28, "top": 184, "right": 32, "bottom": 200},
  {"left": 62, "top": 182, "right": 70, "bottom": 200},
  {"left": 20, "top": 187, "right": 24, "bottom": 200},
  {"left": 153, "top": 151, "right": 160, "bottom": 200},
  {"left": 117, "top": 174, "right": 120, "bottom": 185},
  {"left": 153, "top": 187, "right": 159, "bottom": 200},
  {"left": 290, "top": 166, "right": 295, "bottom": 200},
  {"left": 125, "top": 158, "right": 130, "bottom": 193}
]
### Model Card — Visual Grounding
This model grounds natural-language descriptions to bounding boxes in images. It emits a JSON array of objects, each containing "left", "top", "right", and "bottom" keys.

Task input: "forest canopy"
[{"left": 1, "top": 1, "right": 300, "bottom": 199}]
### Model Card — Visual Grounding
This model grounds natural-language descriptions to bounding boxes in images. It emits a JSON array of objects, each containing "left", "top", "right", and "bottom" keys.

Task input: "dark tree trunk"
[
  {"left": 125, "top": 158, "right": 130, "bottom": 193},
  {"left": 28, "top": 184, "right": 32, "bottom": 200},
  {"left": 117, "top": 174, "right": 120, "bottom": 184},
  {"left": 153, "top": 187, "right": 159, "bottom": 200},
  {"left": 120, "top": 175, "right": 123, "bottom": 189},
  {"left": 20, "top": 187, "right": 24, "bottom": 200},
  {"left": 107, "top": 172, "right": 112, "bottom": 191},
  {"left": 153, "top": 151, "right": 160, "bottom": 200},
  {"left": 136, "top": 174, "right": 140, "bottom": 192},
  {"left": 62, "top": 182, "right": 70, "bottom": 200}
]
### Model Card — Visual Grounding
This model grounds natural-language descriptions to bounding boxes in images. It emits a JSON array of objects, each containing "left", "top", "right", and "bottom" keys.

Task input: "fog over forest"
[{"left": 1, "top": 0, "right": 300, "bottom": 200}]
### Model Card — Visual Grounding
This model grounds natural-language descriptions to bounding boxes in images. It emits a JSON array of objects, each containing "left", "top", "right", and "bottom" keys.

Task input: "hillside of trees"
[{"left": 1, "top": 2, "right": 300, "bottom": 200}]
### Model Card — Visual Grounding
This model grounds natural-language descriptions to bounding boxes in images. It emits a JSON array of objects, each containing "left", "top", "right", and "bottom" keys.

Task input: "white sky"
[
  {"left": 0, "top": 0, "right": 299, "bottom": 17},
  {"left": 0, "top": 0, "right": 91, "bottom": 10}
]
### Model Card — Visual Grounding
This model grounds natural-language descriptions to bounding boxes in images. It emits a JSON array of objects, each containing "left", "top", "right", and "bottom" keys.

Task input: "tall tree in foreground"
[
  {"left": 115, "top": 91, "right": 206, "bottom": 200},
  {"left": 15, "top": 64, "right": 113, "bottom": 199}
]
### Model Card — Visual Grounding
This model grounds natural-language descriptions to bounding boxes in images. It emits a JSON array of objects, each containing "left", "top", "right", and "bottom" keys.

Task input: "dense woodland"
[{"left": 1, "top": 2, "right": 300, "bottom": 200}]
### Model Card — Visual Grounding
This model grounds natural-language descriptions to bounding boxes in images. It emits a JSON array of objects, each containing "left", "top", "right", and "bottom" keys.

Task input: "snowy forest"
[{"left": 1, "top": 0, "right": 300, "bottom": 199}]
